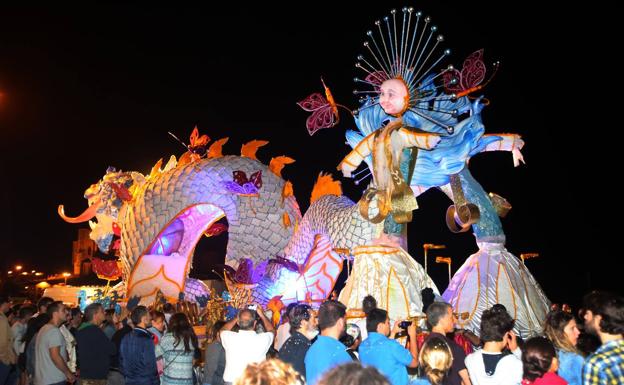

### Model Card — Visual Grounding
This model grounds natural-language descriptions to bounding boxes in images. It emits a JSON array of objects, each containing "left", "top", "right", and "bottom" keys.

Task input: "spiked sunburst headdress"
[{"left": 352, "top": 7, "right": 458, "bottom": 133}]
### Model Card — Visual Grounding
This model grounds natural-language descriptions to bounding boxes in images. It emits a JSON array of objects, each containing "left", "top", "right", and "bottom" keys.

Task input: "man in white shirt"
[
  {"left": 464, "top": 305, "right": 522, "bottom": 385},
  {"left": 220, "top": 304, "right": 275, "bottom": 384}
]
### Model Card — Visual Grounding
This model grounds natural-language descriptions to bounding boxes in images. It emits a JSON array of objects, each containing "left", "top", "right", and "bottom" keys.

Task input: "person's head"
[
  {"left": 23, "top": 313, "right": 51, "bottom": 347},
  {"left": 207, "top": 320, "right": 226, "bottom": 343},
  {"left": 18, "top": 305, "right": 36, "bottom": 324},
  {"left": 341, "top": 323, "right": 362, "bottom": 350},
  {"left": 426, "top": 302, "right": 455, "bottom": 333},
  {"left": 163, "top": 303, "right": 175, "bottom": 314},
  {"left": 234, "top": 358, "right": 304, "bottom": 385},
  {"left": 105, "top": 308, "right": 119, "bottom": 324},
  {"left": 318, "top": 300, "right": 347, "bottom": 335},
  {"left": 130, "top": 305, "right": 151, "bottom": 328},
  {"left": 84, "top": 303, "right": 106, "bottom": 326},
  {"left": 46, "top": 301, "right": 68, "bottom": 324},
  {"left": 366, "top": 308, "right": 390, "bottom": 336},
  {"left": 421, "top": 288, "right": 435, "bottom": 313},
  {"left": 379, "top": 78, "right": 409, "bottom": 116},
  {"left": 480, "top": 305, "right": 515, "bottom": 343},
  {"left": 582, "top": 291, "right": 624, "bottom": 339},
  {"left": 70, "top": 307, "right": 83, "bottom": 327},
  {"left": 168, "top": 312, "right": 198, "bottom": 353},
  {"left": 289, "top": 304, "right": 318, "bottom": 339},
  {"left": 149, "top": 310, "right": 166, "bottom": 332},
  {"left": 317, "top": 362, "right": 390, "bottom": 385},
  {"left": 544, "top": 310, "right": 581, "bottom": 354},
  {"left": 522, "top": 336, "right": 558, "bottom": 381},
  {"left": 283, "top": 302, "right": 298, "bottom": 323},
  {"left": 419, "top": 336, "right": 453, "bottom": 385},
  {"left": 237, "top": 308, "right": 257, "bottom": 331},
  {"left": 362, "top": 295, "right": 377, "bottom": 315},
  {"left": 0, "top": 296, "right": 11, "bottom": 314},
  {"left": 37, "top": 296, "right": 54, "bottom": 314}
]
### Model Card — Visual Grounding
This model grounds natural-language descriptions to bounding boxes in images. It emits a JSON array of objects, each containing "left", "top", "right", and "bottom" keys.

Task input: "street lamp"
[
  {"left": 62, "top": 272, "right": 71, "bottom": 285},
  {"left": 15, "top": 265, "right": 22, "bottom": 271},
  {"left": 423, "top": 244, "right": 446, "bottom": 274},
  {"left": 520, "top": 253, "right": 539, "bottom": 264},
  {"left": 436, "top": 256, "right": 453, "bottom": 284}
]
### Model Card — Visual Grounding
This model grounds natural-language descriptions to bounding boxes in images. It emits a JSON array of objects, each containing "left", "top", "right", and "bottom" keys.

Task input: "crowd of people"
[{"left": 0, "top": 289, "right": 622, "bottom": 385}]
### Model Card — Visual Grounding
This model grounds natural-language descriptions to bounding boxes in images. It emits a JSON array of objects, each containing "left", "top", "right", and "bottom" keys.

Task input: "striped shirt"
[{"left": 582, "top": 338, "right": 624, "bottom": 385}]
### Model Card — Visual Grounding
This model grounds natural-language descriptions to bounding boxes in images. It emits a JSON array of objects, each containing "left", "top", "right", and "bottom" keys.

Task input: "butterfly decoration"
[
  {"left": 188, "top": 126, "right": 210, "bottom": 155},
  {"left": 168, "top": 126, "right": 211, "bottom": 164},
  {"left": 223, "top": 170, "right": 262, "bottom": 196},
  {"left": 298, "top": 78, "right": 347, "bottom": 136},
  {"left": 443, "top": 49, "right": 499, "bottom": 98},
  {"left": 233, "top": 258, "right": 268, "bottom": 285}
]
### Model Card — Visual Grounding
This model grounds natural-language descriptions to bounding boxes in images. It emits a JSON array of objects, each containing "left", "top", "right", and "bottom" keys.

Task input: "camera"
[
  {"left": 399, "top": 320, "right": 411, "bottom": 329},
  {"left": 247, "top": 304, "right": 257, "bottom": 311}
]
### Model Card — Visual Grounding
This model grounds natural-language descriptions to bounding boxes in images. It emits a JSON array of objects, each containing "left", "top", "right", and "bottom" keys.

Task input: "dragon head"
[{"left": 59, "top": 167, "right": 145, "bottom": 253}]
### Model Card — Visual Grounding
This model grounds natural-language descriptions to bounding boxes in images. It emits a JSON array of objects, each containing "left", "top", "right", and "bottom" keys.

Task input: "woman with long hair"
[
  {"left": 203, "top": 320, "right": 226, "bottom": 385},
  {"left": 413, "top": 335, "right": 453, "bottom": 385},
  {"left": 156, "top": 312, "right": 199, "bottom": 385},
  {"left": 543, "top": 310, "right": 583, "bottom": 385}
]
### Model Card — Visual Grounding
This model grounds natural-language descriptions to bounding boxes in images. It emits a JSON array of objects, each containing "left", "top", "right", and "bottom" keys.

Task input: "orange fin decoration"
[
  {"left": 149, "top": 158, "right": 163, "bottom": 179},
  {"left": 177, "top": 152, "right": 193, "bottom": 167},
  {"left": 208, "top": 137, "right": 229, "bottom": 159},
  {"left": 282, "top": 212, "right": 291, "bottom": 228},
  {"left": 310, "top": 172, "right": 342, "bottom": 204},
  {"left": 269, "top": 156, "right": 295, "bottom": 177},
  {"left": 241, "top": 140, "right": 269, "bottom": 160},
  {"left": 282, "top": 181, "right": 294, "bottom": 200},
  {"left": 267, "top": 295, "right": 285, "bottom": 327},
  {"left": 163, "top": 155, "right": 177, "bottom": 172}
]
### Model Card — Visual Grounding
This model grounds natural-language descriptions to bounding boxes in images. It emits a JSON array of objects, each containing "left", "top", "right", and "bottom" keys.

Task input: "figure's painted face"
[{"left": 379, "top": 78, "right": 409, "bottom": 116}]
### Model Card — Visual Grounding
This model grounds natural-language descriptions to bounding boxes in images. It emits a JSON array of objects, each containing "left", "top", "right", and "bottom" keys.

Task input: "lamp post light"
[
  {"left": 15, "top": 265, "right": 22, "bottom": 271},
  {"left": 436, "top": 256, "right": 453, "bottom": 284},
  {"left": 423, "top": 244, "right": 446, "bottom": 274},
  {"left": 520, "top": 253, "right": 539, "bottom": 264},
  {"left": 62, "top": 272, "right": 71, "bottom": 285}
]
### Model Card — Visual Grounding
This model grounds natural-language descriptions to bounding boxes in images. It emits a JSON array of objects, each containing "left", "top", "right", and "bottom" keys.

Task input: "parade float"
[{"left": 58, "top": 7, "right": 550, "bottom": 336}]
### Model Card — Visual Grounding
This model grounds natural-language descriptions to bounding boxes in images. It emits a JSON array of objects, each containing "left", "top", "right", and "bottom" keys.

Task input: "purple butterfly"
[{"left": 223, "top": 170, "right": 262, "bottom": 196}]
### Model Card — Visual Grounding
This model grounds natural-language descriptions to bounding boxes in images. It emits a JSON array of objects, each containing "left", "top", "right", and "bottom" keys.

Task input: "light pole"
[
  {"left": 436, "top": 256, "right": 453, "bottom": 284},
  {"left": 520, "top": 253, "right": 539, "bottom": 264},
  {"left": 423, "top": 244, "right": 446, "bottom": 274},
  {"left": 62, "top": 272, "right": 71, "bottom": 285}
]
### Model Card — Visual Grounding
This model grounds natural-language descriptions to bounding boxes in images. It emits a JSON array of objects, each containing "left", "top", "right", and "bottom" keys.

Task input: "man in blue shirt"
[
  {"left": 359, "top": 308, "right": 418, "bottom": 385},
  {"left": 305, "top": 300, "right": 352, "bottom": 385}
]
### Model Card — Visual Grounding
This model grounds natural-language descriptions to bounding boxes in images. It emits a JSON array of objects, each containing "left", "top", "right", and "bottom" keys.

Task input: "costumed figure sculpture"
[{"left": 300, "top": 7, "right": 549, "bottom": 336}]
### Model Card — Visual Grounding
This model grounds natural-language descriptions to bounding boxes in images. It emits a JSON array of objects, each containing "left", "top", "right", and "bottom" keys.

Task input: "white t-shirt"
[
  {"left": 221, "top": 329, "right": 274, "bottom": 382},
  {"left": 464, "top": 347, "right": 522, "bottom": 385},
  {"left": 274, "top": 323, "right": 291, "bottom": 351}
]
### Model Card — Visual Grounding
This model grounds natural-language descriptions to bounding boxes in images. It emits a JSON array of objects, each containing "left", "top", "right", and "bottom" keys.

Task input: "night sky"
[{"left": 0, "top": 3, "right": 613, "bottom": 306}]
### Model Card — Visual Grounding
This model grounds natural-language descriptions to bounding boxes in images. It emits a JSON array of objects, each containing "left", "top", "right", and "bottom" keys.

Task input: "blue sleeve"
[
  {"left": 391, "top": 340, "right": 413, "bottom": 365},
  {"left": 144, "top": 337, "right": 157, "bottom": 375}
]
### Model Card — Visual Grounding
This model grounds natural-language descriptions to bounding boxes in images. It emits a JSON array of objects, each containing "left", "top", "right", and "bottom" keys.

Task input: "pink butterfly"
[
  {"left": 443, "top": 49, "right": 498, "bottom": 98},
  {"left": 298, "top": 79, "right": 346, "bottom": 136},
  {"left": 223, "top": 170, "right": 262, "bottom": 196}
]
